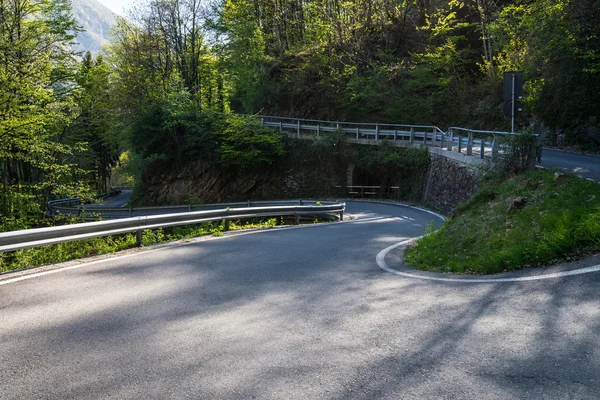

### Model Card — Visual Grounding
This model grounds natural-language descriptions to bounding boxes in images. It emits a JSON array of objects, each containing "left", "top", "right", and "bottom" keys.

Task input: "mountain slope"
[{"left": 71, "top": 0, "right": 117, "bottom": 54}]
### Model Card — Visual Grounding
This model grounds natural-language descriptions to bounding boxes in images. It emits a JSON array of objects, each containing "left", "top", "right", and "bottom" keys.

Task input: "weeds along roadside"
[
  {"left": 405, "top": 169, "right": 600, "bottom": 274},
  {"left": 0, "top": 216, "right": 331, "bottom": 274}
]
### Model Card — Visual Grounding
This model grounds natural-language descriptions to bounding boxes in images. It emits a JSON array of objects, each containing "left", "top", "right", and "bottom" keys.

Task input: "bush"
[
  {"left": 218, "top": 115, "right": 285, "bottom": 169},
  {"left": 130, "top": 95, "right": 285, "bottom": 175}
]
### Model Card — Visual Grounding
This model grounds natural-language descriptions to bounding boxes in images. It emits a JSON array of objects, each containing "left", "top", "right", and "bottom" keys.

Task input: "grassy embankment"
[
  {"left": 0, "top": 219, "right": 280, "bottom": 273},
  {"left": 405, "top": 169, "right": 600, "bottom": 274}
]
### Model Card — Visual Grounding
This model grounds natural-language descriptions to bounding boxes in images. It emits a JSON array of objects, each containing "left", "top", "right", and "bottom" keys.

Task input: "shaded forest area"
[
  {"left": 1, "top": 0, "right": 599, "bottom": 231},
  {"left": 222, "top": 0, "right": 600, "bottom": 140}
]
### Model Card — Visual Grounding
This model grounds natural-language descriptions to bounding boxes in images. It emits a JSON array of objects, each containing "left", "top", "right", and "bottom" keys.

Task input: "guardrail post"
[
  {"left": 248, "top": 200, "right": 251, "bottom": 207},
  {"left": 356, "top": 127, "right": 359, "bottom": 139},
  {"left": 375, "top": 123, "right": 379, "bottom": 141},
  {"left": 447, "top": 129, "right": 453, "bottom": 151},
  {"left": 260, "top": 117, "right": 264, "bottom": 125},
  {"left": 458, "top": 135, "right": 462, "bottom": 153},
  {"left": 188, "top": 204, "right": 191, "bottom": 212},
  {"left": 299, "top": 199, "right": 304, "bottom": 205},
  {"left": 431, "top": 128, "right": 437, "bottom": 147},
  {"left": 317, "top": 125, "right": 321, "bottom": 137},
  {"left": 491, "top": 136, "right": 499, "bottom": 162},
  {"left": 527, "top": 135, "right": 538, "bottom": 170},
  {"left": 297, "top": 120, "right": 301, "bottom": 138},
  {"left": 339, "top": 210, "right": 344, "bottom": 221},
  {"left": 480, "top": 138, "right": 486, "bottom": 159},
  {"left": 467, "top": 130, "right": 473, "bottom": 156},
  {"left": 129, "top": 207, "right": 133, "bottom": 217},
  {"left": 279, "top": 121, "right": 283, "bottom": 132},
  {"left": 394, "top": 130, "right": 397, "bottom": 141},
  {"left": 223, "top": 219, "right": 230, "bottom": 231},
  {"left": 336, "top": 122, "right": 340, "bottom": 131},
  {"left": 410, "top": 127, "right": 414, "bottom": 144},
  {"left": 423, "top": 129, "right": 428, "bottom": 144},
  {"left": 294, "top": 211, "right": 300, "bottom": 225},
  {"left": 136, "top": 230, "right": 143, "bottom": 247}
]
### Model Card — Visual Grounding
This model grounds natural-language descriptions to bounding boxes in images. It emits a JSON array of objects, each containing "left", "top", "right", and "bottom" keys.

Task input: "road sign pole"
[{"left": 511, "top": 73, "right": 515, "bottom": 133}]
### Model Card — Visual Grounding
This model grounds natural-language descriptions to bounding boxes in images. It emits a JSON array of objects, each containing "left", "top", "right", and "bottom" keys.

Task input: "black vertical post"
[{"left": 511, "top": 73, "right": 516, "bottom": 133}]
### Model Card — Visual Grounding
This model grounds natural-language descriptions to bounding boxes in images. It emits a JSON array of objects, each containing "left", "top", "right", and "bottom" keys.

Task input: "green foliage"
[
  {"left": 356, "top": 142, "right": 430, "bottom": 191},
  {"left": 495, "top": 130, "right": 537, "bottom": 174},
  {"left": 219, "top": 0, "right": 508, "bottom": 130},
  {"left": 216, "top": 0, "right": 598, "bottom": 145},
  {"left": 405, "top": 170, "right": 600, "bottom": 274},
  {"left": 110, "top": 151, "right": 137, "bottom": 187},
  {"left": 130, "top": 93, "right": 221, "bottom": 171},
  {"left": 70, "top": 52, "right": 120, "bottom": 193},
  {"left": 219, "top": 0, "right": 268, "bottom": 111},
  {"left": 490, "top": 0, "right": 600, "bottom": 142},
  {"left": 131, "top": 98, "right": 284, "bottom": 174},
  {"left": 0, "top": 0, "right": 94, "bottom": 224},
  {"left": 0, "top": 233, "right": 137, "bottom": 273},
  {"left": 108, "top": 0, "right": 228, "bottom": 117},
  {"left": 218, "top": 115, "right": 285, "bottom": 169},
  {"left": 0, "top": 217, "right": 289, "bottom": 272}
]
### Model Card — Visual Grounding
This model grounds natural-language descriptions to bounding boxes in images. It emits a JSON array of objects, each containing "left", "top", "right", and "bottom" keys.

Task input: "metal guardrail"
[
  {"left": 48, "top": 199, "right": 336, "bottom": 220},
  {"left": 332, "top": 186, "right": 401, "bottom": 200},
  {"left": 249, "top": 115, "right": 538, "bottom": 162},
  {"left": 1, "top": 201, "right": 345, "bottom": 253}
]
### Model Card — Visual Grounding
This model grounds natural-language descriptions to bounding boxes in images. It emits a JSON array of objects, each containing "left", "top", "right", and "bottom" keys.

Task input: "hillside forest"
[{"left": 1, "top": 0, "right": 599, "bottom": 230}]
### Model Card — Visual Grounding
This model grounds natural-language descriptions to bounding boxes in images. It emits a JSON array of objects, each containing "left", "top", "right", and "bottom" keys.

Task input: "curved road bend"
[
  {"left": 539, "top": 148, "right": 600, "bottom": 181},
  {"left": 85, "top": 190, "right": 132, "bottom": 209},
  {"left": 1, "top": 201, "right": 599, "bottom": 399}
]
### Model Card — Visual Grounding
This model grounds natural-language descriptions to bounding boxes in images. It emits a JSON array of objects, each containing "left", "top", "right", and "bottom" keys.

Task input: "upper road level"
[{"left": 540, "top": 148, "right": 600, "bottom": 181}]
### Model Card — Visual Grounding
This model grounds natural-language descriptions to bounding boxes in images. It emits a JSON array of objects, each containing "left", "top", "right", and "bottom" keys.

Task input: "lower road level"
[{"left": 1, "top": 202, "right": 599, "bottom": 399}]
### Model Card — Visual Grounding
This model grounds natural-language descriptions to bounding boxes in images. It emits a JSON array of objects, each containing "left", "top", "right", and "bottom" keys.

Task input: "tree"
[
  {"left": 0, "top": 0, "right": 87, "bottom": 225},
  {"left": 108, "top": 0, "right": 227, "bottom": 116},
  {"left": 70, "top": 51, "right": 119, "bottom": 192},
  {"left": 491, "top": 0, "right": 600, "bottom": 142}
]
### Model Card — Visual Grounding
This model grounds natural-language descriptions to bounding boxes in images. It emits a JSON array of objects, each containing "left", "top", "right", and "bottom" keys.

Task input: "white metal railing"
[
  {"left": 248, "top": 114, "right": 537, "bottom": 161},
  {"left": 48, "top": 199, "right": 335, "bottom": 220},
  {"left": 2, "top": 201, "right": 345, "bottom": 252}
]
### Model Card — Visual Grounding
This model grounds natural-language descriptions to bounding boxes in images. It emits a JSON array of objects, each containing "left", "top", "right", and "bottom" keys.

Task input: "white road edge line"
[
  {"left": 376, "top": 238, "right": 600, "bottom": 283},
  {"left": 0, "top": 215, "right": 385, "bottom": 286}
]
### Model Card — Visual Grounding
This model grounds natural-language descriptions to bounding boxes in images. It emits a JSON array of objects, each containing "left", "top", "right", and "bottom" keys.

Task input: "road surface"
[
  {"left": 539, "top": 148, "right": 600, "bottom": 181},
  {"left": 103, "top": 190, "right": 132, "bottom": 207},
  {"left": 80, "top": 190, "right": 132, "bottom": 214},
  {"left": 1, "top": 201, "right": 599, "bottom": 399}
]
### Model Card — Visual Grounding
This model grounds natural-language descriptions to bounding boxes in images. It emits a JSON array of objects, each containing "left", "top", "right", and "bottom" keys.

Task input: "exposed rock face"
[
  {"left": 421, "top": 154, "right": 479, "bottom": 214},
  {"left": 507, "top": 196, "right": 528, "bottom": 213},
  {"left": 554, "top": 171, "right": 567, "bottom": 181},
  {"left": 141, "top": 142, "right": 479, "bottom": 214},
  {"left": 141, "top": 143, "right": 348, "bottom": 205}
]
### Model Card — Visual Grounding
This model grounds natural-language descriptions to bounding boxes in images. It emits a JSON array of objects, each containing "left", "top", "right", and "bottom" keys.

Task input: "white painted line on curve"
[{"left": 376, "top": 239, "right": 600, "bottom": 283}]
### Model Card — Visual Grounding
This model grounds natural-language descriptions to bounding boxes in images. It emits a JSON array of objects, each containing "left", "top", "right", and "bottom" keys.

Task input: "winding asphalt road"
[
  {"left": 1, "top": 201, "right": 599, "bottom": 399},
  {"left": 84, "top": 190, "right": 132, "bottom": 209},
  {"left": 540, "top": 148, "right": 600, "bottom": 181}
]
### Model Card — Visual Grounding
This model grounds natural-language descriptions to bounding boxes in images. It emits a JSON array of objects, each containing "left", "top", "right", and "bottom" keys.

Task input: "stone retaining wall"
[{"left": 421, "top": 154, "right": 479, "bottom": 214}]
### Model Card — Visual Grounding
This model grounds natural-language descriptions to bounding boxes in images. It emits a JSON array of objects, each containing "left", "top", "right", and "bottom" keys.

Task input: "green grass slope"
[{"left": 406, "top": 170, "right": 600, "bottom": 274}]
